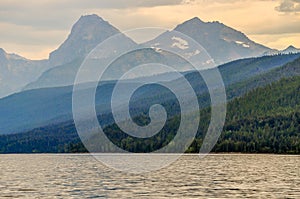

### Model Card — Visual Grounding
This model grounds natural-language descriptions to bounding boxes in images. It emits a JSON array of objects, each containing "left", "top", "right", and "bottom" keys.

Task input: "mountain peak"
[
  {"left": 79, "top": 14, "right": 103, "bottom": 21},
  {"left": 75, "top": 14, "right": 104, "bottom": 26},
  {"left": 285, "top": 45, "right": 298, "bottom": 50},
  {"left": 179, "top": 17, "right": 205, "bottom": 27},
  {"left": 189, "top": 17, "right": 205, "bottom": 23},
  {"left": 281, "top": 45, "right": 300, "bottom": 54},
  {"left": 70, "top": 14, "right": 107, "bottom": 34},
  {"left": 0, "top": 48, "right": 28, "bottom": 61},
  {"left": 49, "top": 14, "right": 121, "bottom": 66}
]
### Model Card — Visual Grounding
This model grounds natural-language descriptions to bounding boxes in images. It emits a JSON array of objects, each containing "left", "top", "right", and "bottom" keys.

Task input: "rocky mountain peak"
[
  {"left": 70, "top": 14, "right": 105, "bottom": 34},
  {"left": 49, "top": 14, "right": 120, "bottom": 66}
]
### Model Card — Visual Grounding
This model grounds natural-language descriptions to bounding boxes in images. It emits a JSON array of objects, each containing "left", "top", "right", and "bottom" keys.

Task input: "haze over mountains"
[
  {"left": 0, "top": 14, "right": 299, "bottom": 98},
  {"left": 1, "top": 53, "right": 299, "bottom": 135}
]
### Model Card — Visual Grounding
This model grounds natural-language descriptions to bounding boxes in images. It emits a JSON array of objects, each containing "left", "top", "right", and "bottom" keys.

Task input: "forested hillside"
[
  {"left": 0, "top": 56, "right": 299, "bottom": 154},
  {"left": 85, "top": 76, "right": 300, "bottom": 154}
]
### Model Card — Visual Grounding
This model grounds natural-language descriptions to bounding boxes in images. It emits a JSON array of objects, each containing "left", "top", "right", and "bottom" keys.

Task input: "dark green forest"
[
  {"left": 80, "top": 76, "right": 300, "bottom": 154},
  {"left": 61, "top": 58, "right": 300, "bottom": 154}
]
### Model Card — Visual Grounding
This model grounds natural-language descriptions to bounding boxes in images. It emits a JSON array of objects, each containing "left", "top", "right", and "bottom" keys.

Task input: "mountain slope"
[
  {"left": 227, "top": 55, "right": 300, "bottom": 99},
  {"left": 100, "top": 75, "right": 300, "bottom": 154},
  {"left": 24, "top": 58, "right": 83, "bottom": 90},
  {"left": 1, "top": 69, "right": 299, "bottom": 153}
]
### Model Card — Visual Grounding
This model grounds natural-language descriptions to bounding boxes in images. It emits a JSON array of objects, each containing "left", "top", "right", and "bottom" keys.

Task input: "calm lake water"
[{"left": 0, "top": 154, "right": 299, "bottom": 198}]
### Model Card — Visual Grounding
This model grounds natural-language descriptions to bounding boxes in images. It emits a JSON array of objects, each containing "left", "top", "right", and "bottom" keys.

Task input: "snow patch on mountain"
[
  {"left": 171, "top": 36, "right": 189, "bottom": 50},
  {"left": 150, "top": 43, "right": 163, "bottom": 53},
  {"left": 185, "top": 49, "right": 201, "bottom": 58},
  {"left": 203, "top": 59, "right": 214, "bottom": 65},
  {"left": 155, "top": 48, "right": 163, "bottom": 53},
  {"left": 235, "top": 41, "right": 250, "bottom": 48}
]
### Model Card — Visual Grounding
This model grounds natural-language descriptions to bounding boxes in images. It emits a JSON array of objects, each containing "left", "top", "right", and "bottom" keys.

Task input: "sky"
[{"left": 0, "top": 0, "right": 299, "bottom": 60}]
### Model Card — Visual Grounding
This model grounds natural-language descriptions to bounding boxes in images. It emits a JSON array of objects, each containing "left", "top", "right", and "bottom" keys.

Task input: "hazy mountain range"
[
  {"left": 0, "top": 55, "right": 299, "bottom": 153},
  {"left": 1, "top": 14, "right": 299, "bottom": 98},
  {"left": 0, "top": 53, "right": 299, "bottom": 135},
  {"left": 0, "top": 48, "right": 50, "bottom": 97}
]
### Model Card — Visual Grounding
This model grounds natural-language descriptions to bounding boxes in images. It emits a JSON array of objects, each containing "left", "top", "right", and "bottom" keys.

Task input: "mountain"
[
  {"left": 1, "top": 53, "right": 299, "bottom": 135},
  {"left": 0, "top": 14, "right": 138, "bottom": 96},
  {"left": 24, "top": 16, "right": 281, "bottom": 91},
  {"left": 147, "top": 17, "right": 276, "bottom": 65},
  {"left": 49, "top": 14, "right": 126, "bottom": 67},
  {"left": 280, "top": 45, "right": 300, "bottom": 54},
  {"left": 25, "top": 14, "right": 156, "bottom": 90},
  {"left": 0, "top": 48, "right": 50, "bottom": 98},
  {"left": 2, "top": 15, "right": 296, "bottom": 95}
]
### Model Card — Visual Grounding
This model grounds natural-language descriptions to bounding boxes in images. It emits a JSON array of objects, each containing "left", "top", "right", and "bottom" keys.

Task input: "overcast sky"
[{"left": 0, "top": 0, "right": 299, "bottom": 60}]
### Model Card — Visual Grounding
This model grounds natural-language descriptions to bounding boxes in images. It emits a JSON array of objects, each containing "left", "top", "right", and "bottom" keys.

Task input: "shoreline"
[{"left": 0, "top": 152, "right": 299, "bottom": 155}]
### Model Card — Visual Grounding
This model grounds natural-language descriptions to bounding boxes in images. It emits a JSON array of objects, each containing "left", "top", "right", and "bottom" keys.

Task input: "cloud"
[
  {"left": 275, "top": 0, "right": 300, "bottom": 13},
  {"left": 0, "top": 0, "right": 183, "bottom": 10},
  {"left": 0, "top": 0, "right": 299, "bottom": 59},
  {"left": 249, "top": 20, "right": 300, "bottom": 34},
  {"left": 250, "top": 33, "right": 300, "bottom": 50},
  {"left": 0, "top": 0, "right": 184, "bottom": 30}
]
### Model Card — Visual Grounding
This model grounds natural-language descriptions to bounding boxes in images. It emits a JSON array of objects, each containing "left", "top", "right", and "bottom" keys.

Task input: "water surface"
[{"left": 0, "top": 154, "right": 299, "bottom": 198}]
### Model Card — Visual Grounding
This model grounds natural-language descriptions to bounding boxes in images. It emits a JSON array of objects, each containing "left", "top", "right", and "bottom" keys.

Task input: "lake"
[{"left": 0, "top": 154, "right": 299, "bottom": 198}]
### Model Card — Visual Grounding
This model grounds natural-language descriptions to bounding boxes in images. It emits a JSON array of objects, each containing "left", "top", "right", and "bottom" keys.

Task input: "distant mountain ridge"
[
  {"left": 1, "top": 14, "right": 299, "bottom": 98},
  {"left": 280, "top": 45, "right": 300, "bottom": 54},
  {"left": 23, "top": 15, "right": 282, "bottom": 91}
]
